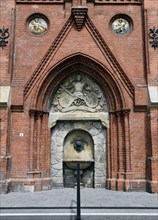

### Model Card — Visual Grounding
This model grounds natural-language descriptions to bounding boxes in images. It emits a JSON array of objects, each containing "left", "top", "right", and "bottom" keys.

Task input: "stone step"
[
  {"left": 0, "top": 214, "right": 157, "bottom": 220},
  {"left": 1, "top": 209, "right": 157, "bottom": 220}
]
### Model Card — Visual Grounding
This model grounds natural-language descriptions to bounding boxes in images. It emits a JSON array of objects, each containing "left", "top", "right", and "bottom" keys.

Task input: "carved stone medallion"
[
  {"left": 28, "top": 17, "right": 48, "bottom": 35},
  {"left": 112, "top": 18, "right": 130, "bottom": 35}
]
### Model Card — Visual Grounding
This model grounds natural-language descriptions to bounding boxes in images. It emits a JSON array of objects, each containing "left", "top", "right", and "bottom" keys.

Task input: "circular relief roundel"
[
  {"left": 28, "top": 17, "right": 48, "bottom": 35},
  {"left": 112, "top": 17, "right": 130, "bottom": 36}
]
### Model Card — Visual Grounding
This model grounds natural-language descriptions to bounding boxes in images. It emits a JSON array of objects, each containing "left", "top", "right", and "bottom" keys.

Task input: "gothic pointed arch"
[{"left": 29, "top": 53, "right": 127, "bottom": 112}]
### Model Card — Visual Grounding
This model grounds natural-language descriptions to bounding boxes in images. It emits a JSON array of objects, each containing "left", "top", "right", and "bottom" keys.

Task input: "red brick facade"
[{"left": 0, "top": 0, "right": 158, "bottom": 193}]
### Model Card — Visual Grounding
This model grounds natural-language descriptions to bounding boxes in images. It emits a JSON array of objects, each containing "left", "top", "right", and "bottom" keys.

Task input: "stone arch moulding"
[{"left": 27, "top": 53, "right": 133, "bottom": 192}]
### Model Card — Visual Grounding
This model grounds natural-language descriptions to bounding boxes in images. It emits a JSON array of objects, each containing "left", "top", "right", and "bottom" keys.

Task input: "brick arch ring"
[{"left": 29, "top": 53, "right": 129, "bottom": 112}]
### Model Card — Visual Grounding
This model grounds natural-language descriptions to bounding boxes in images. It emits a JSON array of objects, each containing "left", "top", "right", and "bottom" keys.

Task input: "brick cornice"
[
  {"left": 122, "top": 109, "right": 130, "bottom": 115},
  {"left": 16, "top": 0, "right": 142, "bottom": 3},
  {"left": 29, "top": 109, "right": 48, "bottom": 117},
  {"left": 16, "top": 0, "right": 64, "bottom": 3},
  {"left": 94, "top": 0, "right": 142, "bottom": 4},
  {"left": 11, "top": 105, "right": 24, "bottom": 112},
  {"left": 111, "top": 109, "right": 131, "bottom": 116},
  {"left": 134, "top": 105, "right": 148, "bottom": 112}
]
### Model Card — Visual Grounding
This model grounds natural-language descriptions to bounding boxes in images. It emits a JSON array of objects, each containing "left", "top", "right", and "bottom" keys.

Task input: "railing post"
[{"left": 77, "top": 163, "right": 81, "bottom": 220}]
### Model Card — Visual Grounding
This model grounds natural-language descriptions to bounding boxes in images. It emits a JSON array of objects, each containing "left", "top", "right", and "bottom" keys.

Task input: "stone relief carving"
[
  {"left": 50, "top": 74, "right": 108, "bottom": 113},
  {"left": 28, "top": 18, "right": 48, "bottom": 35},
  {"left": 112, "top": 18, "right": 130, "bottom": 35}
]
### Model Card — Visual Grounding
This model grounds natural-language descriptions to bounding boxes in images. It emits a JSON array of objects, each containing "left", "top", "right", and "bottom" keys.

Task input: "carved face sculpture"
[{"left": 74, "top": 139, "right": 84, "bottom": 152}]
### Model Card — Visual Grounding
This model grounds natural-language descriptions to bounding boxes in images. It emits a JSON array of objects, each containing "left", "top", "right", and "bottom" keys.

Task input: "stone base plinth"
[
  {"left": 1, "top": 178, "right": 158, "bottom": 193},
  {"left": 1, "top": 177, "right": 52, "bottom": 193},
  {"left": 106, "top": 178, "right": 158, "bottom": 192}
]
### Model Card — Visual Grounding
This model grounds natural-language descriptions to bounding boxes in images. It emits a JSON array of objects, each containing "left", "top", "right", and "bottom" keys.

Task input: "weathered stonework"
[
  {"left": 0, "top": 86, "right": 11, "bottom": 107},
  {"left": 51, "top": 121, "right": 106, "bottom": 188}
]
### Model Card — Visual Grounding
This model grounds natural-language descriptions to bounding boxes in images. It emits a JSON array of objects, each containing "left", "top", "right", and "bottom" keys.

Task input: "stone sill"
[
  {"left": 27, "top": 171, "right": 42, "bottom": 174},
  {"left": 147, "top": 157, "right": 158, "bottom": 161},
  {"left": 49, "top": 112, "right": 109, "bottom": 128},
  {"left": 63, "top": 159, "right": 94, "bottom": 162}
]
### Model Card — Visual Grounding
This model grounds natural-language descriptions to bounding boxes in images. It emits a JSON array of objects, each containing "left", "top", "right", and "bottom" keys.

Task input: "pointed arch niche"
[{"left": 28, "top": 54, "right": 132, "bottom": 191}]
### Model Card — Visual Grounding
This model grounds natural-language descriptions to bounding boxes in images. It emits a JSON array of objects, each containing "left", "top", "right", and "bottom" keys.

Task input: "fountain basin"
[{"left": 63, "top": 159, "right": 94, "bottom": 170}]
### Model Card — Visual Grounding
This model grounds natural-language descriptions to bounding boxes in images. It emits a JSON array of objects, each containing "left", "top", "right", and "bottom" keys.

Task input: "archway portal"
[{"left": 49, "top": 73, "right": 109, "bottom": 188}]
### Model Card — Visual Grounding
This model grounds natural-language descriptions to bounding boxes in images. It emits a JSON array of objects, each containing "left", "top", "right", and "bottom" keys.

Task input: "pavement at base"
[{"left": 1, "top": 188, "right": 158, "bottom": 220}]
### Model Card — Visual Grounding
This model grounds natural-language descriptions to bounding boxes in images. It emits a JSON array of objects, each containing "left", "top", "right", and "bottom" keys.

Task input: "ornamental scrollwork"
[
  {"left": 149, "top": 27, "right": 158, "bottom": 50},
  {"left": 0, "top": 27, "right": 10, "bottom": 49}
]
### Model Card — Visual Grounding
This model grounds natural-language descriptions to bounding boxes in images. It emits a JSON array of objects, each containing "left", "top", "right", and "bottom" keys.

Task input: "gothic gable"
[{"left": 24, "top": 10, "right": 134, "bottom": 101}]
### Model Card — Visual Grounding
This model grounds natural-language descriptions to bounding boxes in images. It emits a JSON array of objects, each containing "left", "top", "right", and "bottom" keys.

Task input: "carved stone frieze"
[
  {"left": 50, "top": 74, "right": 108, "bottom": 113},
  {"left": 71, "top": 7, "right": 88, "bottom": 31}
]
